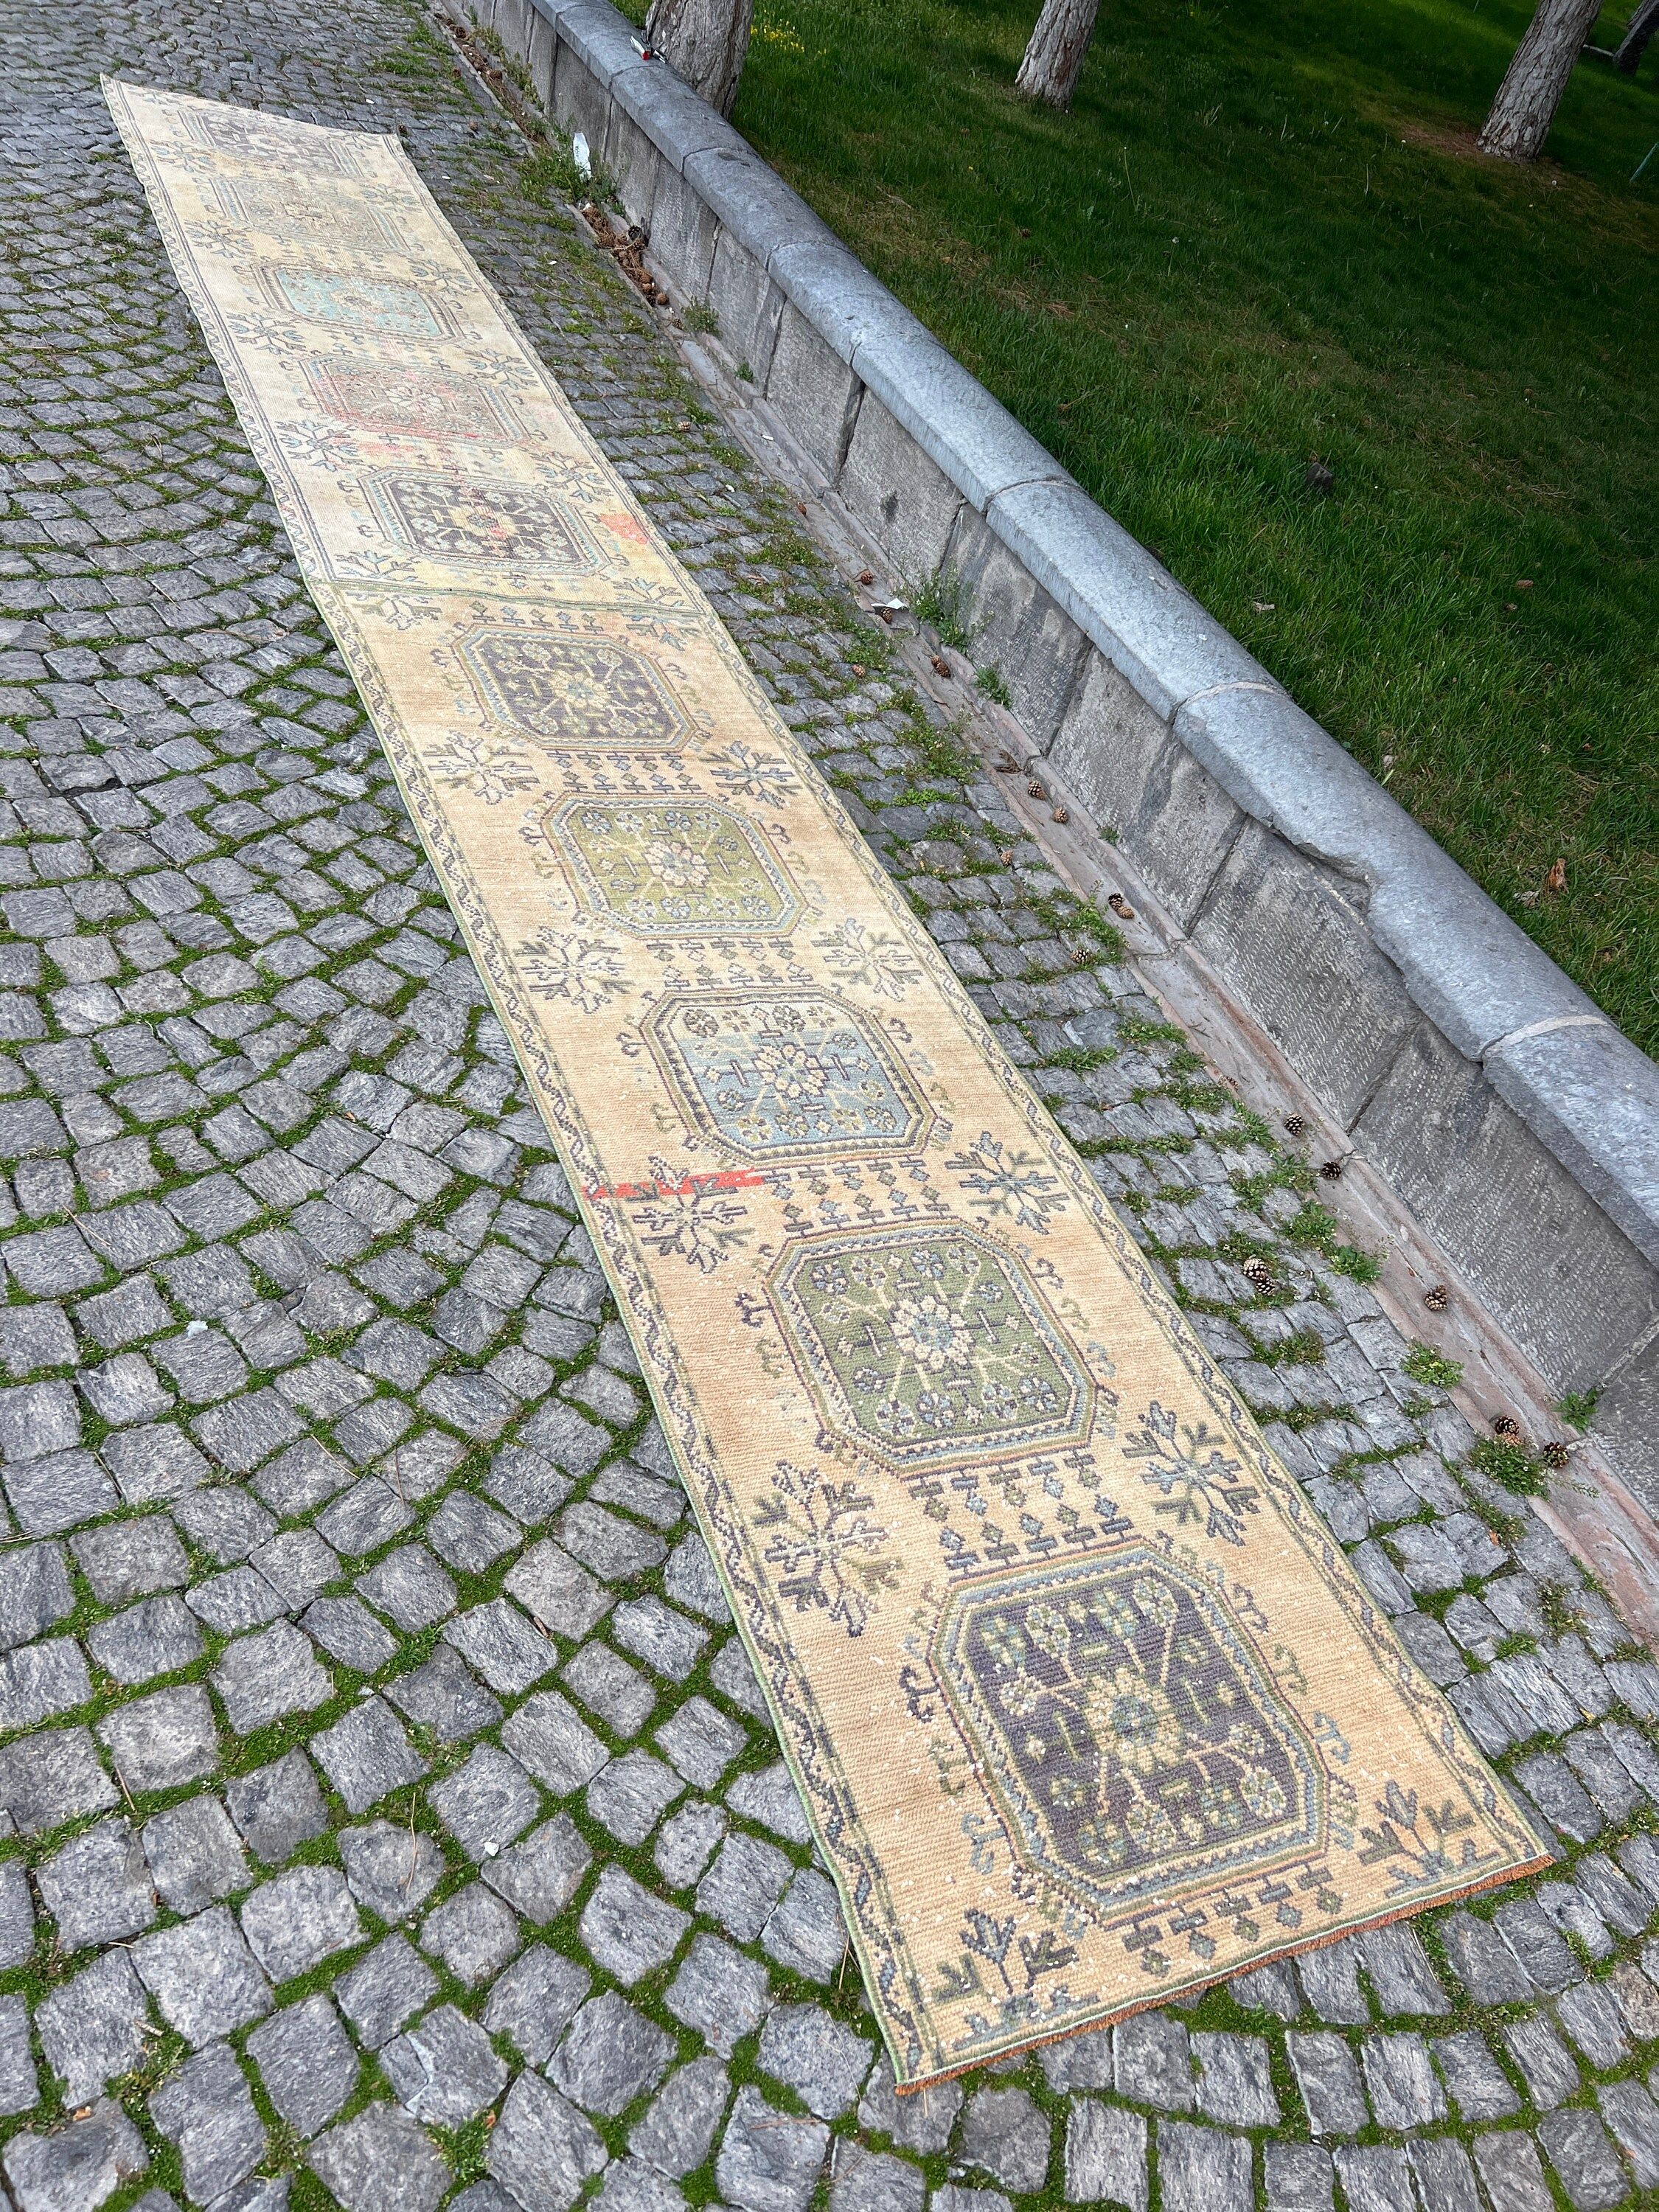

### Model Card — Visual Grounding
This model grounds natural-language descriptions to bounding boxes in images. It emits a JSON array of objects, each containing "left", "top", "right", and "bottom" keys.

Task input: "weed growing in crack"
[
  {"left": 1470, "top": 1436, "right": 1548, "bottom": 1497},
  {"left": 910, "top": 565, "right": 975, "bottom": 652},
  {"left": 1403, "top": 1342, "right": 1464, "bottom": 1391}
]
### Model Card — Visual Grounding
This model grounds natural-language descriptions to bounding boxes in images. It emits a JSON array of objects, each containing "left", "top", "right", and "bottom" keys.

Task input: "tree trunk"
[
  {"left": 1478, "top": 0, "right": 1601, "bottom": 159},
  {"left": 645, "top": 0, "right": 756, "bottom": 119},
  {"left": 1615, "top": 0, "right": 1659, "bottom": 71},
  {"left": 1015, "top": 0, "right": 1103, "bottom": 109}
]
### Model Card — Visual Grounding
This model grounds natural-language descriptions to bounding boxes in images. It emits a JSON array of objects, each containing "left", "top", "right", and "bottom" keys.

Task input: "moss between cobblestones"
[{"left": 0, "top": 1, "right": 1655, "bottom": 2206}]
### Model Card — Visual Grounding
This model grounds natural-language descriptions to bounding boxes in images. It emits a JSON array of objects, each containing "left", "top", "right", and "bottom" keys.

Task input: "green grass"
[{"left": 681, "top": 0, "right": 1658, "bottom": 1051}]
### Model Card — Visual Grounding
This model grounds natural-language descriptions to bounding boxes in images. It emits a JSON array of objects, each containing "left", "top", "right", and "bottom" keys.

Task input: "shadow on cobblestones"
[{"left": 0, "top": 2, "right": 1655, "bottom": 2208}]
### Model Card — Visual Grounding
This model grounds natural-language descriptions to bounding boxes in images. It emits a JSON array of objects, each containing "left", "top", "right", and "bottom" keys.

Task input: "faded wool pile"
[{"left": 108, "top": 80, "right": 1547, "bottom": 2087}]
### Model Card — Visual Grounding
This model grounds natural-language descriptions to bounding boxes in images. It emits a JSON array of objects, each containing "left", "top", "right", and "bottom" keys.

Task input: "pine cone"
[
  {"left": 1542, "top": 1441, "right": 1571, "bottom": 1470},
  {"left": 1283, "top": 1115, "right": 1307, "bottom": 1139},
  {"left": 1423, "top": 1284, "right": 1450, "bottom": 1313},
  {"left": 1492, "top": 1414, "right": 1523, "bottom": 1443},
  {"left": 1319, "top": 1157, "right": 1345, "bottom": 1181},
  {"left": 1242, "top": 1256, "right": 1275, "bottom": 1292}
]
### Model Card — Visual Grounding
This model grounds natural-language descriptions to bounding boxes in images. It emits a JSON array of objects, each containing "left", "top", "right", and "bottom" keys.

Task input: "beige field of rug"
[{"left": 106, "top": 80, "right": 1549, "bottom": 2087}]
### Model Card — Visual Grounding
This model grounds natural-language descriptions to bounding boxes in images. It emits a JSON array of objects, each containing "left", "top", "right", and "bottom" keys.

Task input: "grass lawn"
[{"left": 625, "top": 0, "right": 1659, "bottom": 1052}]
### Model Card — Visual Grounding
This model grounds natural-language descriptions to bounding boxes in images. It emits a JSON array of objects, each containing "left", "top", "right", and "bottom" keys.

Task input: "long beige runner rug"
[{"left": 107, "top": 81, "right": 1548, "bottom": 2087}]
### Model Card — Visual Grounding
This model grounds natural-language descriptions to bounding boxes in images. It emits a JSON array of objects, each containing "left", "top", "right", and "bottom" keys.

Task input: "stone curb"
[{"left": 439, "top": 0, "right": 1659, "bottom": 1481}]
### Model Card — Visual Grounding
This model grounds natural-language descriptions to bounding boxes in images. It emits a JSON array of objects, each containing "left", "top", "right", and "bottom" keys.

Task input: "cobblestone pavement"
[{"left": 0, "top": 4, "right": 1657, "bottom": 2211}]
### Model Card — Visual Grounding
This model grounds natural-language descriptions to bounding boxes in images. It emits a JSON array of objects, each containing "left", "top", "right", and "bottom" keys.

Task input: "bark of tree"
[
  {"left": 1015, "top": 0, "right": 1103, "bottom": 110},
  {"left": 1615, "top": 0, "right": 1659, "bottom": 71},
  {"left": 645, "top": 0, "right": 756, "bottom": 120},
  {"left": 1478, "top": 0, "right": 1602, "bottom": 159}
]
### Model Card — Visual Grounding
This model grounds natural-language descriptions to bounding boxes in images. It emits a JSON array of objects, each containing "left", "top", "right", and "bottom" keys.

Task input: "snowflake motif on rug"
[
  {"left": 552, "top": 797, "right": 801, "bottom": 938},
  {"left": 276, "top": 421, "right": 361, "bottom": 474},
  {"left": 303, "top": 358, "right": 523, "bottom": 444},
  {"left": 425, "top": 728, "right": 540, "bottom": 807},
  {"left": 947, "top": 1130, "right": 1066, "bottom": 1234},
  {"left": 754, "top": 1460, "right": 898, "bottom": 1637},
  {"left": 707, "top": 741, "right": 799, "bottom": 807},
  {"left": 459, "top": 630, "right": 689, "bottom": 748},
  {"left": 813, "top": 917, "right": 922, "bottom": 1001},
  {"left": 178, "top": 102, "right": 366, "bottom": 174},
  {"left": 517, "top": 924, "right": 631, "bottom": 1015},
  {"left": 361, "top": 472, "right": 597, "bottom": 576},
  {"left": 1121, "top": 1399, "right": 1259, "bottom": 1545},
  {"left": 627, "top": 1157, "right": 753, "bottom": 1273},
  {"left": 223, "top": 310, "right": 335, "bottom": 361}
]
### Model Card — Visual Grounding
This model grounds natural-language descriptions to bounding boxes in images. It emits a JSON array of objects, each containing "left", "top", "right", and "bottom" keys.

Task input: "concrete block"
[
  {"left": 1189, "top": 821, "right": 1421, "bottom": 1127},
  {"left": 644, "top": 164, "right": 721, "bottom": 300},
  {"left": 684, "top": 145, "right": 840, "bottom": 271},
  {"left": 495, "top": 0, "right": 535, "bottom": 58},
  {"left": 947, "top": 506, "right": 1091, "bottom": 749},
  {"left": 609, "top": 54, "right": 731, "bottom": 178},
  {"left": 838, "top": 389, "right": 963, "bottom": 589},
  {"left": 526, "top": 0, "right": 584, "bottom": 35},
  {"left": 1048, "top": 653, "right": 1243, "bottom": 930},
  {"left": 852, "top": 323, "right": 1069, "bottom": 516},
  {"left": 1176, "top": 684, "right": 1601, "bottom": 1062},
  {"left": 551, "top": 41, "right": 649, "bottom": 154},
  {"left": 601, "top": 103, "right": 665, "bottom": 230},
  {"left": 528, "top": 8, "right": 557, "bottom": 107},
  {"left": 770, "top": 239, "right": 922, "bottom": 369},
  {"left": 556, "top": 0, "right": 645, "bottom": 88},
  {"left": 1487, "top": 1022, "right": 1659, "bottom": 1270},
  {"left": 1354, "top": 1025, "right": 1659, "bottom": 1395},
  {"left": 1592, "top": 1336, "right": 1659, "bottom": 1520},
  {"left": 705, "top": 230, "right": 785, "bottom": 386},
  {"left": 706, "top": 198, "right": 1071, "bottom": 515},
  {"left": 987, "top": 478, "right": 1265, "bottom": 721},
  {"left": 764, "top": 302, "right": 863, "bottom": 479}
]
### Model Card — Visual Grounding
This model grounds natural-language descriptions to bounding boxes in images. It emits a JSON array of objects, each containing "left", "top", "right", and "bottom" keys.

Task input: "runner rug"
[{"left": 107, "top": 82, "right": 1548, "bottom": 2087}]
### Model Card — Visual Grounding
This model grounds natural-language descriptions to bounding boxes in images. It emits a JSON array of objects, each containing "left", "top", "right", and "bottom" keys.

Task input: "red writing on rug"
[{"left": 585, "top": 1168, "right": 767, "bottom": 1203}]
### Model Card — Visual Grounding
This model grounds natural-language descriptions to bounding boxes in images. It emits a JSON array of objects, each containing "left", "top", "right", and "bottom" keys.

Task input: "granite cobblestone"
[{"left": 0, "top": 0, "right": 1655, "bottom": 2206}]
